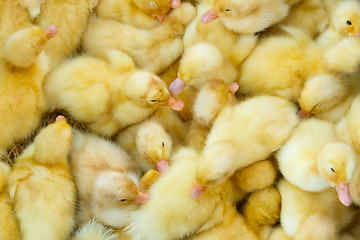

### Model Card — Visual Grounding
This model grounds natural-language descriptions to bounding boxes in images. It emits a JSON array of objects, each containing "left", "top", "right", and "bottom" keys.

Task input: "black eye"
[
  {"left": 162, "top": 142, "right": 164, "bottom": 147},
  {"left": 150, "top": 100, "right": 157, "bottom": 102},
  {"left": 224, "top": 9, "right": 231, "bottom": 12},
  {"left": 143, "top": 152, "right": 147, "bottom": 155},
  {"left": 347, "top": 20, "right": 352, "bottom": 25},
  {"left": 120, "top": 199, "right": 127, "bottom": 202},
  {"left": 331, "top": 167, "right": 336, "bottom": 173}
]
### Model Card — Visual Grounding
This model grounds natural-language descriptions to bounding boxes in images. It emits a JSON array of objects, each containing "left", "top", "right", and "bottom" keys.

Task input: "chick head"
[
  {"left": 214, "top": 0, "right": 259, "bottom": 19},
  {"left": 136, "top": 121, "right": 172, "bottom": 169},
  {"left": 133, "top": 0, "right": 173, "bottom": 22},
  {"left": 333, "top": 0, "right": 360, "bottom": 36},
  {"left": 298, "top": 74, "right": 347, "bottom": 115}
]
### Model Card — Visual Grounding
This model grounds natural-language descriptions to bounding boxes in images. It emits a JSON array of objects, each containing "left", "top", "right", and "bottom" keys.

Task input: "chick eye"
[
  {"left": 162, "top": 142, "right": 165, "bottom": 147},
  {"left": 119, "top": 199, "right": 127, "bottom": 202},
  {"left": 150, "top": 100, "right": 157, "bottom": 102},
  {"left": 224, "top": 9, "right": 231, "bottom": 12},
  {"left": 314, "top": 103, "right": 323, "bottom": 109},
  {"left": 331, "top": 167, "right": 336, "bottom": 173},
  {"left": 347, "top": 20, "right": 352, "bottom": 25},
  {"left": 152, "top": 1, "right": 160, "bottom": 8}
]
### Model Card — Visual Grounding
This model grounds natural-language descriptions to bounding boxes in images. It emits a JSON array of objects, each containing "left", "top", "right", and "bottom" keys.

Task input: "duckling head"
[
  {"left": 126, "top": 71, "right": 184, "bottom": 111},
  {"left": 317, "top": 142, "right": 357, "bottom": 206},
  {"left": 333, "top": 1, "right": 360, "bottom": 37},
  {"left": 5, "top": 25, "right": 58, "bottom": 68},
  {"left": 191, "top": 142, "right": 238, "bottom": 199},
  {"left": 136, "top": 122, "right": 173, "bottom": 174},
  {"left": 298, "top": 74, "right": 347, "bottom": 120},
  {"left": 133, "top": 0, "right": 179, "bottom": 23}
]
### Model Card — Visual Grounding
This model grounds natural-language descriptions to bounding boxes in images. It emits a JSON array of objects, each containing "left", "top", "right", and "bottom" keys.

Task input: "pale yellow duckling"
[
  {"left": 278, "top": 179, "right": 356, "bottom": 240},
  {"left": 0, "top": 161, "right": 20, "bottom": 240},
  {"left": 7, "top": 116, "right": 76, "bottom": 240},
  {"left": 44, "top": 55, "right": 183, "bottom": 137},
  {"left": 191, "top": 96, "right": 299, "bottom": 199},
  {"left": 69, "top": 130, "right": 149, "bottom": 228},
  {"left": 71, "top": 220, "right": 118, "bottom": 240}
]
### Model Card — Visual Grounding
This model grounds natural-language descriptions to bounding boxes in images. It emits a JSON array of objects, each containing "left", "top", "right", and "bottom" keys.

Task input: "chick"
[
  {"left": 278, "top": 118, "right": 356, "bottom": 206},
  {"left": 83, "top": 2, "right": 196, "bottom": 74},
  {"left": 191, "top": 96, "right": 299, "bottom": 199},
  {"left": 278, "top": 179, "right": 356, "bottom": 239},
  {"left": 69, "top": 130, "right": 148, "bottom": 228},
  {"left": 44, "top": 55, "right": 183, "bottom": 137},
  {"left": 0, "top": 25, "right": 57, "bottom": 158},
  {"left": 95, "top": 0, "right": 180, "bottom": 30},
  {"left": 201, "top": 0, "right": 290, "bottom": 34},
  {"left": 0, "top": 161, "right": 20, "bottom": 240},
  {"left": 22, "top": 0, "right": 99, "bottom": 69},
  {"left": 117, "top": 120, "right": 173, "bottom": 174},
  {"left": 7, "top": 116, "right": 76, "bottom": 240},
  {"left": 71, "top": 220, "right": 118, "bottom": 240}
]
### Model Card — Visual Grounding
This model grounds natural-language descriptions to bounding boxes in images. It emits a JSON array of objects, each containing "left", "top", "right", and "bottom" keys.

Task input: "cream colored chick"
[
  {"left": 191, "top": 96, "right": 299, "bottom": 198},
  {"left": 95, "top": 0, "right": 180, "bottom": 30},
  {"left": 0, "top": 161, "right": 20, "bottom": 240},
  {"left": 20, "top": 0, "right": 99, "bottom": 69},
  {"left": 201, "top": 0, "right": 290, "bottom": 34},
  {"left": 0, "top": 25, "right": 57, "bottom": 158},
  {"left": 71, "top": 220, "right": 118, "bottom": 240},
  {"left": 126, "top": 147, "right": 241, "bottom": 240},
  {"left": 238, "top": 28, "right": 325, "bottom": 102},
  {"left": 278, "top": 118, "right": 356, "bottom": 206},
  {"left": 117, "top": 121, "right": 173, "bottom": 174},
  {"left": 185, "top": 206, "right": 258, "bottom": 240},
  {"left": 69, "top": 130, "right": 148, "bottom": 228},
  {"left": 7, "top": 117, "right": 76, "bottom": 240},
  {"left": 278, "top": 179, "right": 356, "bottom": 240},
  {"left": 44, "top": 55, "right": 183, "bottom": 137},
  {"left": 83, "top": 2, "right": 196, "bottom": 74}
]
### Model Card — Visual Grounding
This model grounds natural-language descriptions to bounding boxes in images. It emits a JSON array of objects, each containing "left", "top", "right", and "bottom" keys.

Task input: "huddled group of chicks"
[{"left": 2, "top": 0, "right": 360, "bottom": 239}]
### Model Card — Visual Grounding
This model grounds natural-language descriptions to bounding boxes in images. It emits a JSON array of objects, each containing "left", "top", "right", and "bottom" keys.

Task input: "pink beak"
[
  {"left": 171, "top": 0, "right": 181, "bottom": 8},
  {"left": 298, "top": 109, "right": 312, "bottom": 120},
  {"left": 229, "top": 82, "right": 239, "bottom": 95},
  {"left": 55, "top": 115, "right": 66, "bottom": 122},
  {"left": 43, "top": 24, "right": 58, "bottom": 40},
  {"left": 166, "top": 96, "right": 184, "bottom": 111},
  {"left": 156, "top": 14, "right": 166, "bottom": 23},
  {"left": 336, "top": 182, "right": 352, "bottom": 206},
  {"left": 201, "top": 9, "right": 219, "bottom": 23},
  {"left": 169, "top": 77, "right": 187, "bottom": 95},
  {"left": 135, "top": 191, "right": 151, "bottom": 204},
  {"left": 156, "top": 159, "right": 170, "bottom": 174},
  {"left": 191, "top": 183, "right": 207, "bottom": 199}
]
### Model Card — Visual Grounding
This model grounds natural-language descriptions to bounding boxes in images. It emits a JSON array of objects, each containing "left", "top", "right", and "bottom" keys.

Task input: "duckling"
[
  {"left": 278, "top": 179, "right": 356, "bottom": 239},
  {"left": 191, "top": 96, "right": 299, "bottom": 199},
  {"left": 117, "top": 121, "right": 173, "bottom": 174},
  {"left": 83, "top": 2, "right": 196, "bottom": 74},
  {"left": 20, "top": 0, "right": 99, "bottom": 69},
  {"left": 278, "top": 118, "right": 356, "bottom": 206},
  {"left": 95, "top": 0, "right": 180, "bottom": 30},
  {"left": 7, "top": 116, "right": 76, "bottom": 240},
  {"left": 0, "top": 161, "right": 20, "bottom": 240},
  {"left": 201, "top": 0, "right": 290, "bottom": 34},
  {"left": 71, "top": 220, "right": 118, "bottom": 240},
  {"left": 0, "top": 25, "right": 57, "bottom": 158},
  {"left": 69, "top": 130, "right": 149, "bottom": 228},
  {"left": 44, "top": 55, "right": 183, "bottom": 137}
]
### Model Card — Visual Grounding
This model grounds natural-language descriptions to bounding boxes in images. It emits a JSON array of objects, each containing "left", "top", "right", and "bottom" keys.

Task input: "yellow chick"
[
  {"left": 201, "top": 0, "right": 290, "bottom": 34},
  {"left": 83, "top": 2, "right": 196, "bottom": 74},
  {"left": 95, "top": 0, "right": 180, "bottom": 30},
  {"left": 0, "top": 161, "right": 20, "bottom": 240},
  {"left": 191, "top": 96, "right": 299, "bottom": 198},
  {"left": 278, "top": 179, "right": 356, "bottom": 240},
  {"left": 44, "top": 55, "right": 184, "bottom": 137},
  {"left": 0, "top": 25, "right": 57, "bottom": 158},
  {"left": 71, "top": 220, "right": 118, "bottom": 240},
  {"left": 7, "top": 116, "right": 76, "bottom": 240},
  {"left": 117, "top": 120, "right": 173, "bottom": 174},
  {"left": 278, "top": 118, "right": 356, "bottom": 206},
  {"left": 69, "top": 130, "right": 149, "bottom": 228},
  {"left": 20, "top": 0, "right": 99, "bottom": 69}
]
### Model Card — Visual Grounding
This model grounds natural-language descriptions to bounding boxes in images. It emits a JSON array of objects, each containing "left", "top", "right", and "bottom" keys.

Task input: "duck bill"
[
  {"left": 201, "top": 9, "right": 219, "bottom": 23},
  {"left": 229, "top": 82, "right": 239, "bottom": 95},
  {"left": 336, "top": 181, "right": 352, "bottom": 206},
  {"left": 171, "top": 0, "right": 181, "bottom": 8},
  {"left": 156, "top": 14, "right": 166, "bottom": 23},
  {"left": 191, "top": 183, "right": 207, "bottom": 199},
  {"left": 169, "top": 77, "right": 187, "bottom": 95},
  {"left": 43, "top": 24, "right": 58, "bottom": 40},
  {"left": 156, "top": 159, "right": 170, "bottom": 174},
  {"left": 166, "top": 95, "right": 184, "bottom": 111},
  {"left": 298, "top": 109, "right": 312, "bottom": 120},
  {"left": 55, "top": 115, "right": 66, "bottom": 122},
  {"left": 135, "top": 191, "right": 151, "bottom": 204}
]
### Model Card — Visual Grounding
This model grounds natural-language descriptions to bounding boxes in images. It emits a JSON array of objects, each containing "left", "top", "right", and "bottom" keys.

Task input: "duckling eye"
[
  {"left": 224, "top": 9, "right": 231, "bottom": 12},
  {"left": 119, "top": 199, "right": 127, "bottom": 202},
  {"left": 314, "top": 103, "right": 323, "bottom": 109},
  {"left": 150, "top": 100, "right": 157, "bottom": 102},
  {"left": 152, "top": 1, "right": 160, "bottom": 8},
  {"left": 347, "top": 20, "right": 352, "bottom": 26},
  {"left": 162, "top": 142, "right": 165, "bottom": 147},
  {"left": 331, "top": 167, "right": 336, "bottom": 173}
]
